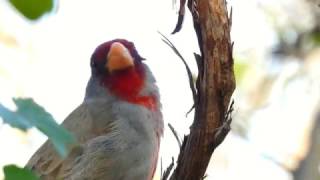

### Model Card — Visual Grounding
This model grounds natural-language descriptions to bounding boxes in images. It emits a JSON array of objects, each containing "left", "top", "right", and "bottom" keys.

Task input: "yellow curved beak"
[{"left": 106, "top": 42, "right": 134, "bottom": 73}]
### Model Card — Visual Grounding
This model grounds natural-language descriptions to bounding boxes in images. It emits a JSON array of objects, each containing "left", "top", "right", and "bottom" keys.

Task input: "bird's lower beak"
[{"left": 106, "top": 42, "right": 134, "bottom": 73}]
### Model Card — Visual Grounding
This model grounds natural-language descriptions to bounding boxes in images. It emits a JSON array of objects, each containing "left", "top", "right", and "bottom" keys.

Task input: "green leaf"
[
  {"left": 15, "top": 98, "right": 76, "bottom": 157},
  {"left": 3, "top": 165, "right": 39, "bottom": 180},
  {"left": 0, "top": 104, "right": 32, "bottom": 131},
  {"left": 0, "top": 98, "right": 76, "bottom": 158},
  {"left": 8, "top": 0, "right": 54, "bottom": 20}
]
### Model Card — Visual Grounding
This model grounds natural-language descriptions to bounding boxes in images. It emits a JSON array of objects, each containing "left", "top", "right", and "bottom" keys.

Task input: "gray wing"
[
  {"left": 25, "top": 102, "right": 115, "bottom": 179},
  {"left": 26, "top": 101, "right": 153, "bottom": 180}
]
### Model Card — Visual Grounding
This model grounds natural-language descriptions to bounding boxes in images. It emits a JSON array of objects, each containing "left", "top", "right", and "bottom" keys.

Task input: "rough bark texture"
[{"left": 169, "top": 0, "right": 235, "bottom": 179}]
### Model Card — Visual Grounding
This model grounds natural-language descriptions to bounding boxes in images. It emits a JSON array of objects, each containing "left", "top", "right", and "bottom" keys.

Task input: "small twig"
[
  {"left": 158, "top": 32, "right": 197, "bottom": 103},
  {"left": 161, "top": 158, "right": 163, "bottom": 178},
  {"left": 228, "top": 7, "right": 233, "bottom": 29},
  {"left": 168, "top": 123, "right": 182, "bottom": 148},
  {"left": 172, "top": 0, "right": 186, "bottom": 34},
  {"left": 202, "top": 174, "right": 208, "bottom": 179},
  {"left": 185, "top": 103, "right": 195, "bottom": 117},
  {"left": 224, "top": 99, "right": 235, "bottom": 121},
  {"left": 161, "top": 157, "right": 175, "bottom": 180}
]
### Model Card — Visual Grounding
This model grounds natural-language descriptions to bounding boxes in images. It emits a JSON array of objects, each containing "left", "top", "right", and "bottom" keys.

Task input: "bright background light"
[{"left": 1, "top": 0, "right": 320, "bottom": 179}]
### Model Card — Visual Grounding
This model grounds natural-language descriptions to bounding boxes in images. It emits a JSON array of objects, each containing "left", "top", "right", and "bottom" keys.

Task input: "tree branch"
[{"left": 168, "top": 0, "right": 235, "bottom": 179}]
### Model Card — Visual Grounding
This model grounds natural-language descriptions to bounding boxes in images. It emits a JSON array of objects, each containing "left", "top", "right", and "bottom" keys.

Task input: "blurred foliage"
[
  {"left": 0, "top": 98, "right": 76, "bottom": 157},
  {"left": 234, "top": 60, "right": 250, "bottom": 83},
  {"left": 0, "top": 102, "right": 32, "bottom": 131},
  {"left": 3, "top": 165, "right": 39, "bottom": 180},
  {"left": 1, "top": 1, "right": 63, "bottom": 179},
  {"left": 310, "top": 31, "right": 320, "bottom": 45},
  {"left": 8, "top": 0, "right": 54, "bottom": 20}
]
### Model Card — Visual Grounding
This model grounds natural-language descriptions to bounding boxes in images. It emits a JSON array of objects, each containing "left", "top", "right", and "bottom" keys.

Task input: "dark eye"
[
  {"left": 90, "top": 57, "right": 107, "bottom": 75},
  {"left": 91, "top": 60, "right": 97, "bottom": 68}
]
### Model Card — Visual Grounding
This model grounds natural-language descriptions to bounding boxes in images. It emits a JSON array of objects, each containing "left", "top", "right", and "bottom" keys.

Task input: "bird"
[{"left": 26, "top": 39, "right": 163, "bottom": 180}]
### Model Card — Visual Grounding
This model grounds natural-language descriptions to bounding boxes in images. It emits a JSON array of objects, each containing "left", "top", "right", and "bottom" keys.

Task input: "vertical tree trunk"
[{"left": 169, "top": 0, "right": 235, "bottom": 179}]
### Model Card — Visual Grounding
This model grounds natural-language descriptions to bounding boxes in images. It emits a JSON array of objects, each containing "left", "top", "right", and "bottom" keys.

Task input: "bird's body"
[{"left": 26, "top": 39, "right": 163, "bottom": 180}]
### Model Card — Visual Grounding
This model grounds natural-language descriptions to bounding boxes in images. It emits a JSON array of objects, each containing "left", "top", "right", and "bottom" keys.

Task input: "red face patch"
[
  {"left": 102, "top": 64, "right": 157, "bottom": 111},
  {"left": 104, "top": 67, "right": 144, "bottom": 99}
]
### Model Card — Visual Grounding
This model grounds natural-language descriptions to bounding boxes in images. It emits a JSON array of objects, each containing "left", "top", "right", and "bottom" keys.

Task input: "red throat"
[{"left": 103, "top": 68, "right": 157, "bottom": 111}]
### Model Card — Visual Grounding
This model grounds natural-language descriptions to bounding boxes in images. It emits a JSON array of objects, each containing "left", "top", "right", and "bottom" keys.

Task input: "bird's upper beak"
[{"left": 106, "top": 42, "right": 134, "bottom": 73}]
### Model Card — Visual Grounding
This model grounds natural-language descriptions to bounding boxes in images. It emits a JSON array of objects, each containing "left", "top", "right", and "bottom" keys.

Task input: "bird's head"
[{"left": 88, "top": 39, "right": 159, "bottom": 111}]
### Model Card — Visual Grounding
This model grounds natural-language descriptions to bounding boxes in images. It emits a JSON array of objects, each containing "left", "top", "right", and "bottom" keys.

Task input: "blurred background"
[{"left": 0, "top": 0, "right": 320, "bottom": 179}]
